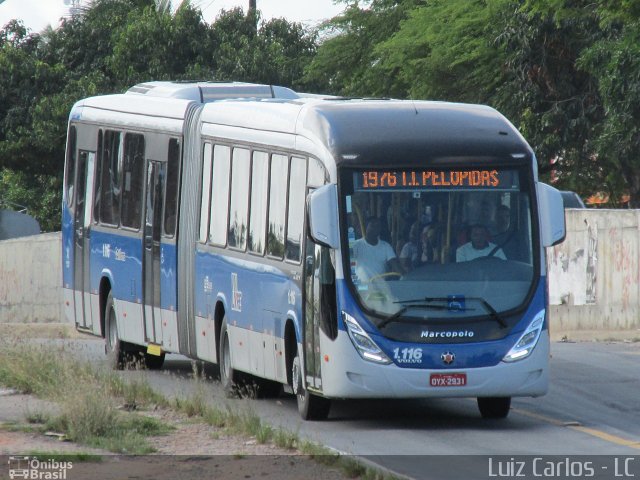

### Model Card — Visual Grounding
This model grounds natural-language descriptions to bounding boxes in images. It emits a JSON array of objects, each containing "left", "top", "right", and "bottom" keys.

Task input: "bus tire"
[
  {"left": 477, "top": 396, "right": 511, "bottom": 419},
  {"left": 104, "top": 292, "right": 132, "bottom": 370},
  {"left": 219, "top": 317, "right": 242, "bottom": 397},
  {"left": 292, "top": 352, "right": 330, "bottom": 420}
]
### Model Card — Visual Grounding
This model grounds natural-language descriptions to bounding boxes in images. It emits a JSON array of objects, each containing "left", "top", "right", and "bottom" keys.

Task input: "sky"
[{"left": 0, "top": 0, "right": 346, "bottom": 33}]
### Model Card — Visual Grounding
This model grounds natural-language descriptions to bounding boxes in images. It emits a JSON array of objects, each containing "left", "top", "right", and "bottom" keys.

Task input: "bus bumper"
[{"left": 318, "top": 330, "right": 549, "bottom": 399}]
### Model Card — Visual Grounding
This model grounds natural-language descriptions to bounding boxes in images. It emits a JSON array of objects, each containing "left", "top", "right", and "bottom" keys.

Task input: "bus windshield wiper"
[
  {"left": 379, "top": 303, "right": 451, "bottom": 329},
  {"left": 392, "top": 296, "right": 507, "bottom": 329}
]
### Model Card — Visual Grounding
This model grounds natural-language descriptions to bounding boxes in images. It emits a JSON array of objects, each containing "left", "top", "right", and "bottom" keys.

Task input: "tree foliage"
[
  {"left": 2, "top": 0, "right": 640, "bottom": 229},
  {"left": 0, "top": 0, "right": 317, "bottom": 230},
  {"left": 306, "top": 0, "right": 640, "bottom": 206}
]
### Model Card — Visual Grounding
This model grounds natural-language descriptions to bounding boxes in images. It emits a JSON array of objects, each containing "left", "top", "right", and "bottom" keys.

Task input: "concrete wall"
[
  {"left": 0, "top": 232, "right": 62, "bottom": 323},
  {"left": 1, "top": 213, "right": 639, "bottom": 339},
  {"left": 548, "top": 209, "right": 640, "bottom": 338}
]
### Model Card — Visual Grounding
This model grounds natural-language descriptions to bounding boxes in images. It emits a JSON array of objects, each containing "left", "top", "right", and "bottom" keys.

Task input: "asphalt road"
[{"left": 67, "top": 338, "right": 640, "bottom": 479}]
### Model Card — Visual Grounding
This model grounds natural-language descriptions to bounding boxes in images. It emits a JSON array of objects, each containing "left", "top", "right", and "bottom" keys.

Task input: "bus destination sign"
[{"left": 355, "top": 169, "right": 519, "bottom": 191}]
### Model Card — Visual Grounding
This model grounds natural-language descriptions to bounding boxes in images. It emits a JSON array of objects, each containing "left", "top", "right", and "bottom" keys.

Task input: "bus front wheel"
[
  {"left": 477, "top": 396, "right": 511, "bottom": 419},
  {"left": 292, "top": 353, "right": 331, "bottom": 420}
]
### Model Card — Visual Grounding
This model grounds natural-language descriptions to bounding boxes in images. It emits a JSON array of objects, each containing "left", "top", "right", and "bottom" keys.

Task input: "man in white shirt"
[
  {"left": 456, "top": 224, "right": 506, "bottom": 262},
  {"left": 352, "top": 217, "right": 403, "bottom": 283}
]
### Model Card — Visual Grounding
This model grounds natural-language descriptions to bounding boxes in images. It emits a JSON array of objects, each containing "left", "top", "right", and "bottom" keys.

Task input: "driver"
[
  {"left": 352, "top": 217, "right": 403, "bottom": 282},
  {"left": 456, "top": 224, "right": 506, "bottom": 262}
]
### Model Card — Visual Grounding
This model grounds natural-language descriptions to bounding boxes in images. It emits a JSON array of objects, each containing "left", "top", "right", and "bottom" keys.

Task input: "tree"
[
  {"left": 109, "top": 2, "right": 213, "bottom": 85},
  {"left": 491, "top": 2, "right": 606, "bottom": 196},
  {"left": 303, "top": 0, "right": 422, "bottom": 97},
  {"left": 375, "top": 0, "right": 510, "bottom": 103},
  {"left": 579, "top": 5, "right": 640, "bottom": 206},
  {"left": 493, "top": 1, "right": 640, "bottom": 204},
  {"left": 0, "top": 0, "right": 319, "bottom": 230}
]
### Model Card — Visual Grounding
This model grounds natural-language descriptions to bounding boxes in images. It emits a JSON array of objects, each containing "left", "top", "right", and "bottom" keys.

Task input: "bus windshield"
[{"left": 341, "top": 166, "right": 536, "bottom": 326}]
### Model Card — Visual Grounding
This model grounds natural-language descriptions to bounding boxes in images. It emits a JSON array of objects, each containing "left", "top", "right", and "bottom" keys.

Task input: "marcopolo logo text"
[{"left": 420, "top": 330, "right": 475, "bottom": 339}]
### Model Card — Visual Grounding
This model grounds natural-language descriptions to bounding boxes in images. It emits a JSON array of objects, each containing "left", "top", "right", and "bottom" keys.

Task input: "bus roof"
[
  {"left": 200, "top": 98, "right": 533, "bottom": 166},
  {"left": 70, "top": 81, "right": 300, "bottom": 123},
  {"left": 125, "top": 81, "right": 298, "bottom": 102}
]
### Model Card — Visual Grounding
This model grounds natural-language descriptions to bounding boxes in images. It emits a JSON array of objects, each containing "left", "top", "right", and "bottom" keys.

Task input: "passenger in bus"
[
  {"left": 352, "top": 217, "right": 403, "bottom": 282},
  {"left": 417, "top": 224, "right": 441, "bottom": 266},
  {"left": 456, "top": 224, "right": 506, "bottom": 262},
  {"left": 399, "top": 221, "right": 421, "bottom": 271},
  {"left": 492, "top": 204, "right": 511, "bottom": 238},
  {"left": 491, "top": 204, "right": 518, "bottom": 260}
]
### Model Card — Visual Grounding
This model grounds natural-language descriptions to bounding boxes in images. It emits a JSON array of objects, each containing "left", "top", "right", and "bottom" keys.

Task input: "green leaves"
[
  {"left": 0, "top": 0, "right": 317, "bottom": 230},
  {"left": 306, "top": 0, "right": 640, "bottom": 206}
]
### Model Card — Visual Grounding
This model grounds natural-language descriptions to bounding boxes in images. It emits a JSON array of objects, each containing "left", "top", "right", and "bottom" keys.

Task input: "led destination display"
[{"left": 355, "top": 169, "right": 519, "bottom": 191}]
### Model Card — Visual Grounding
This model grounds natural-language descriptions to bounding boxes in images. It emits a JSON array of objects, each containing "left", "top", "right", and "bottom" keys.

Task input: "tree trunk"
[{"left": 248, "top": 0, "right": 257, "bottom": 32}]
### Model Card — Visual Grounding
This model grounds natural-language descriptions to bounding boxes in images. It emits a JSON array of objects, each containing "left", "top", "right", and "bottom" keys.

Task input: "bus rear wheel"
[
  {"left": 477, "top": 396, "right": 511, "bottom": 419},
  {"left": 292, "top": 353, "right": 330, "bottom": 420},
  {"left": 219, "top": 317, "right": 243, "bottom": 396}
]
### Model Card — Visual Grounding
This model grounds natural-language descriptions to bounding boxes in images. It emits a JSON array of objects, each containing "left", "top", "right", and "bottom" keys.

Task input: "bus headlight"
[
  {"left": 342, "top": 311, "right": 392, "bottom": 365},
  {"left": 502, "top": 310, "right": 545, "bottom": 362}
]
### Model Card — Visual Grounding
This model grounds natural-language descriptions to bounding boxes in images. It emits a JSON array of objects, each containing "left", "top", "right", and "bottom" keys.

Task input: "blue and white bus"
[{"left": 62, "top": 81, "right": 565, "bottom": 420}]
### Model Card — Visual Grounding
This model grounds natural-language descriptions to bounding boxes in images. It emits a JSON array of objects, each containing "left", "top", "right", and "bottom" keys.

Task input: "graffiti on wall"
[
  {"left": 607, "top": 227, "right": 638, "bottom": 311},
  {"left": 547, "top": 219, "right": 598, "bottom": 306}
]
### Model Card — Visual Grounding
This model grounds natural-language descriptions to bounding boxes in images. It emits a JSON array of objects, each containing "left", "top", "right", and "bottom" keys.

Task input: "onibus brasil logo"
[{"left": 8, "top": 457, "right": 73, "bottom": 480}]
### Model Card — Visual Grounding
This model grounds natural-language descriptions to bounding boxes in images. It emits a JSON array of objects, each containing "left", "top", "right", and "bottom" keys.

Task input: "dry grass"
[{"left": 0, "top": 340, "right": 171, "bottom": 453}]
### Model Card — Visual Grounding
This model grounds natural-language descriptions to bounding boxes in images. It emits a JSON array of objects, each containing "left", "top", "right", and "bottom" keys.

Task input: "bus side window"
[
  {"left": 285, "top": 156, "right": 307, "bottom": 262},
  {"left": 318, "top": 246, "right": 337, "bottom": 339},
  {"left": 248, "top": 151, "right": 269, "bottom": 254},
  {"left": 209, "top": 145, "right": 231, "bottom": 246},
  {"left": 121, "top": 133, "right": 145, "bottom": 230},
  {"left": 267, "top": 154, "right": 288, "bottom": 258},
  {"left": 228, "top": 148, "right": 250, "bottom": 250},
  {"left": 305, "top": 239, "right": 337, "bottom": 341},
  {"left": 163, "top": 138, "right": 180, "bottom": 237},
  {"left": 307, "top": 157, "right": 325, "bottom": 188},
  {"left": 64, "top": 125, "right": 77, "bottom": 207},
  {"left": 93, "top": 130, "right": 102, "bottom": 223},
  {"left": 199, "top": 143, "right": 213, "bottom": 243},
  {"left": 100, "top": 130, "right": 122, "bottom": 226}
]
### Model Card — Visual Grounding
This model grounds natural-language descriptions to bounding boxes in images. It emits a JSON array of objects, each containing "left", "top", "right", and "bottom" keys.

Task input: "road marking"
[
  {"left": 513, "top": 408, "right": 640, "bottom": 450},
  {"left": 511, "top": 407, "right": 568, "bottom": 426},
  {"left": 572, "top": 426, "right": 640, "bottom": 449}
]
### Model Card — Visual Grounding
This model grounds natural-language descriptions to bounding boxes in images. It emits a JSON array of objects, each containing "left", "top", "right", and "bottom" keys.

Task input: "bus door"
[
  {"left": 303, "top": 237, "right": 337, "bottom": 393},
  {"left": 73, "top": 150, "right": 96, "bottom": 330},
  {"left": 143, "top": 160, "right": 166, "bottom": 345}
]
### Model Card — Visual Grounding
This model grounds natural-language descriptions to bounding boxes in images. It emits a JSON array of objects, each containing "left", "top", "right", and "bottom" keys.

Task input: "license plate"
[{"left": 429, "top": 373, "right": 467, "bottom": 387}]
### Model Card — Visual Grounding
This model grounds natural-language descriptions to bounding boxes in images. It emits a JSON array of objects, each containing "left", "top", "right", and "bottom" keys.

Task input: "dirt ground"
[
  {"left": 0, "top": 390, "right": 351, "bottom": 480},
  {"left": 0, "top": 324, "right": 355, "bottom": 479}
]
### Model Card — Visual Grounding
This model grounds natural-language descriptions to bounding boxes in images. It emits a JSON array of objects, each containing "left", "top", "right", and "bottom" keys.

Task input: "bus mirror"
[
  {"left": 537, "top": 182, "right": 566, "bottom": 247},
  {"left": 308, "top": 184, "right": 340, "bottom": 249}
]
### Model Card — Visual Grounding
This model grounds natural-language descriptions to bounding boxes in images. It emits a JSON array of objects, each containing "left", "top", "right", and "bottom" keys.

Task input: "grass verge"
[
  {"left": 173, "top": 383, "right": 399, "bottom": 480},
  {"left": 0, "top": 340, "right": 400, "bottom": 479},
  {"left": 0, "top": 341, "right": 171, "bottom": 454}
]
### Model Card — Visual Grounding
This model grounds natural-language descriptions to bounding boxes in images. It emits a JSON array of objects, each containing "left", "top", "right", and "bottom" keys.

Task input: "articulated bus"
[{"left": 62, "top": 81, "right": 565, "bottom": 420}]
